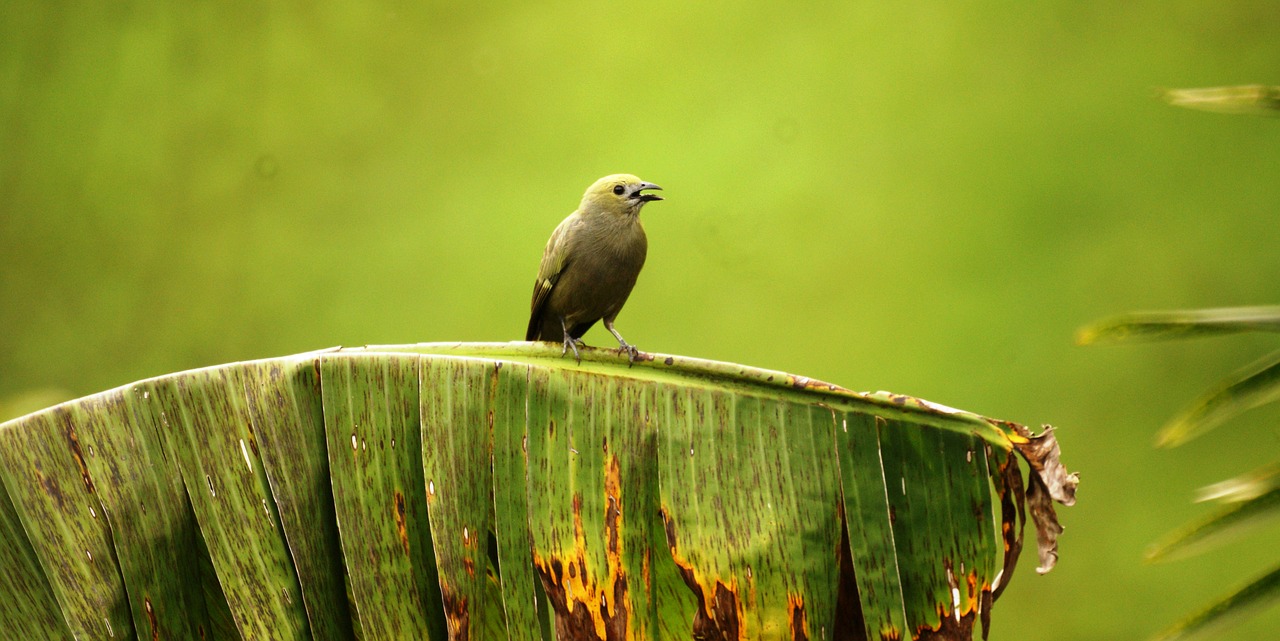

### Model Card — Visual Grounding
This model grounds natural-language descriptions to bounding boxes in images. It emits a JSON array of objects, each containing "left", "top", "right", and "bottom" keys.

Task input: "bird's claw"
[
  {"left": 616, "top": 342, "right": 640, "bottom": 365},
  {"left": 561, "top": 335, "right": 585, "bottom": 363}
]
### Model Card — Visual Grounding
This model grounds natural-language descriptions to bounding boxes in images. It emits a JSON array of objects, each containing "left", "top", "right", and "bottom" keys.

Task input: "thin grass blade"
[
  {"left": 1196, "top": 463, "right": 1280, "bottom": 504},
  {"left": 1151, "top": 564, "right": 1280, "bottom": 641},
  {"left": 1155, "top": 350, "right": 1280, "bottom": 447},
  {"left": 1076, "top": 307, "right": 1280, "bottom": 345},
  {"left": 1161, "top": 85, "right": 1280, "bottom": 116},
  {"left": 1145, "top": 487, "right": 1280, "bottom": 562}
]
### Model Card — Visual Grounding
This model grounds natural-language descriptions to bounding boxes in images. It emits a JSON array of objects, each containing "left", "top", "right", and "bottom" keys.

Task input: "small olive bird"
[{"left": 526, "top": 174, "right": 663, "bottom": 361}]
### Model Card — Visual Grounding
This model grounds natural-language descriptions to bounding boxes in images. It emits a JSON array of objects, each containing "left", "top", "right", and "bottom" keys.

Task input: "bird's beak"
[{"left": 633, "top": 182, "right": 663, "bottom": 202}]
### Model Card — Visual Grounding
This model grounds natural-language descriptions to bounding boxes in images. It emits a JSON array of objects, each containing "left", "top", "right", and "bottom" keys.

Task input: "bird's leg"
[
  {"left": 559, "top": 316, "right": 584, "bottom": 363},
  {"left": 604, "top": 318, "right": 639, "bottom": 364}
]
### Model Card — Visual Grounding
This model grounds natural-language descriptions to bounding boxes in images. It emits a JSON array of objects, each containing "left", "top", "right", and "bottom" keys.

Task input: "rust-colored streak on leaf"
[
  {"left": 534, "top": 557, "right": 599, "bottom": 640},
  {"left": 659, "top": 507, "right": 745, "bottom": 641},
  {"left": 441, "top": 583, "right": 471, "bottom": 641},
  {"left": 604, "top": 457, "right": 622, "bottom": 557},
  {"left": 533, "top": 554, "right": 631, "bottom": 641},
  {"left": 878, "top": 631, "right": 903, "bottom": 641},
  {"left": 921, "top": 561, "right": 992, "bottom": 641},
  {"left": 641, "top": 548, "right": 651, "bottom": 591},
  {"left": 916, "top": 609, "right": 976, "bottom": 641},
  {"left": 992, "top": 453, "right": 1025, "bottom": 601},
  {"left": 61, "top": 414, "right": 95, "bottom": 494},
  {"left": 530, "top": 456, "right": 632, "bottom": 639},
  {"left": 393, "top": 490, "right": 410, "bottom": 556},
  {"left": 198, "top": 624, "right": 205, "bottom": 640},
  {"left": 978, "top": 589, "right": 994, "bottom": 641},
  {"left": 32, "top": 460, "right": 65, "bottom": 510},
  {"left": 788, "top": 595, "right": 809, "bottom": 641},
  {"left": 600, "top": 456, "right": 628, "bottom": 640},
  {"left": 785, "top": 374, "right": 855, "bottom": 394},
  {"left": 144, "top": 597, "right": 158, "bottom": 641},
  {"left": 833, "top": 508, "right": 868, "bottom": 641}
]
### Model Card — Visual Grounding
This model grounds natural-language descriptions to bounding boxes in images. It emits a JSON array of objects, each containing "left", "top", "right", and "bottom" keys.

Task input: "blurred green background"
[{"left": 3, "top": 2, "right": 1279, "bottom": 639}]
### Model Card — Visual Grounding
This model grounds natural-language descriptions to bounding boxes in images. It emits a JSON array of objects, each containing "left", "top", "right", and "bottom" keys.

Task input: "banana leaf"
[{"left": 0, "top": 342, "right": 1077, "bottom": 640}]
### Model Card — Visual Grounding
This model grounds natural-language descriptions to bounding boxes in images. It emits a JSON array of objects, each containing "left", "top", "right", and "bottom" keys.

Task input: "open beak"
[{"left": 632, "top": 182, "right": 663, "bottom": 202}]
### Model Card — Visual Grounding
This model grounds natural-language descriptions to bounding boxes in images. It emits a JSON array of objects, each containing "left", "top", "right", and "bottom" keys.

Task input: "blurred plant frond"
[
  {"left": 1144, "top": 487, "right": 1280, "bottom": 563},
  {"left": 1081, "top": 300, "right": 1280, "bottom": 639},
  {"left": 1161, "top": 85, "right": 1280, "bottom": 117},
  {"left": 1156, "top": 349, "right": 1280, "bottom": 447},
  {"left": 1151, "top": 565, "right": 1280, "bottom": 641},
  {"left": 1075, "top": 306, "right": 1280, "bottom": 346}
]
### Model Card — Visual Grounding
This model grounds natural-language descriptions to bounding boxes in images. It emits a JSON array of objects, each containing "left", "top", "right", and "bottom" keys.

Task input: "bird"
[{"left": 526, "top": 174, "right": 663, "bottom": 362}]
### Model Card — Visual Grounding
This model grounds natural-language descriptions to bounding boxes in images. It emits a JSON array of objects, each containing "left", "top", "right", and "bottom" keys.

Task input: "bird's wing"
[{"left": 526, "top": 215, "right": 575, "bottom": 341}]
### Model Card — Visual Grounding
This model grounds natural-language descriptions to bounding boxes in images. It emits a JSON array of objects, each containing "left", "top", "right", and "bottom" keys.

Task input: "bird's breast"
[{"left": 550, "top": 217, "right": 647, "bottom": 321}]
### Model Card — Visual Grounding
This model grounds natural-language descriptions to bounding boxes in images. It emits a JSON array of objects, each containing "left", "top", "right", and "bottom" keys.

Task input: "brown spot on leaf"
[
  {"left": 788, "top": 595, "right": 808, "bottom": 641},
  {"left": 992, "top": 454, "right": 1025, "bottom": 602},
  {"left": 660, "top": 507, "right": 744, "bottom": 640},
  {"left": 533, "top": 552, "right": 631, "bottom": 640},
  {"left": 393, "top": 490, "right": 410, "bottom": 555},
  {"left": 60, "top": 413, "right": 95, "bottom": 494},
  {"left": 604, "top": 458, "right": 622, "bottom": 557},
  {"left": 641, "top": 548, "right": 651, "bottom": 590},
  {"left": 32, "top": 460, "right": 65, "bottom": 510},
  {"left": 441, "top": 584, "right": 471, "bottom": 640},
  {"left": 979, "top": 588, "right": 994, "bottom": 641},
  {"left": 530, "top": 455, "right": 631, "bottom": 639},
  {"left": 144, "top": 597, "right": 159, "bottom": 641},
  {"left": 916, "top": 609, "right": 976, "bottom": 641}
]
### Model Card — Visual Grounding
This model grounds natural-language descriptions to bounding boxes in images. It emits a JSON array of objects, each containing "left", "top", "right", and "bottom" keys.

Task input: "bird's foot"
[
  {"left": 616, "top": 341, "right": 640, "bottom": 365},
  {"left": 561, "top": 335, "right": 586, "bottom": 363}
]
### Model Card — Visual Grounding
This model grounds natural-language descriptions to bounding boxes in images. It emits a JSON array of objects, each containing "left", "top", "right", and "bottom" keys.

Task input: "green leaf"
[
  {"left": 70, "top": 386, "right": 221, "bottom": 639},
  {"left": 320, "top": 353, "right": 446, "bottom": 641},
  {"left": 149, "top": 362, "right": 313, "bottom": 639},
  {"left": 1155, "top": 350, "right": 1280, "bottom": 447},
  {"left": 1076, "top": 307, "right": 1280, "bottom": 346},
  {"left": 0, "top": 342, "right": 1076, "bottom": 640},
  {"left": 1161, "top": 85, "right": 1280, "bottom": 117},
  {"left": 1151, "top": 564, "right": 1280, "bottom": 641},
  {"left": 1195, "top": 463, "right": 1280, "bottom": 504},
  {"left": 0, "top": 405, "right": 134, "bottom": 639},
  {"left": 1145, "top": 487, "right": 1280, "bottom": 563},
  {"left": 0, "top": 465, "right": 73, "bottom": 639},
  {"left": 419, "top": 357, "right": 508, "bottom": 638}
]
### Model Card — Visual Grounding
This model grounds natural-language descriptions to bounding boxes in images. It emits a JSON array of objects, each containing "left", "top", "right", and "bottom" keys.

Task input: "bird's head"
[{"left": 580, "top": 174, "right": 663, "bottom": 216}]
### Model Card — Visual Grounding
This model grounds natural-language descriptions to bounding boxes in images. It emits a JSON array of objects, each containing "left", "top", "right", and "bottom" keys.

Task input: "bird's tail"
[{"left": 525, "top": 310, "right": 547, "bottom": 342}]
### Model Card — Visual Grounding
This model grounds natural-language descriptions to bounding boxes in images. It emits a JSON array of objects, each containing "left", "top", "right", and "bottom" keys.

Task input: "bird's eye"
[{"left": 612, "top": 185, "right": 625, "bottom": 195}]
